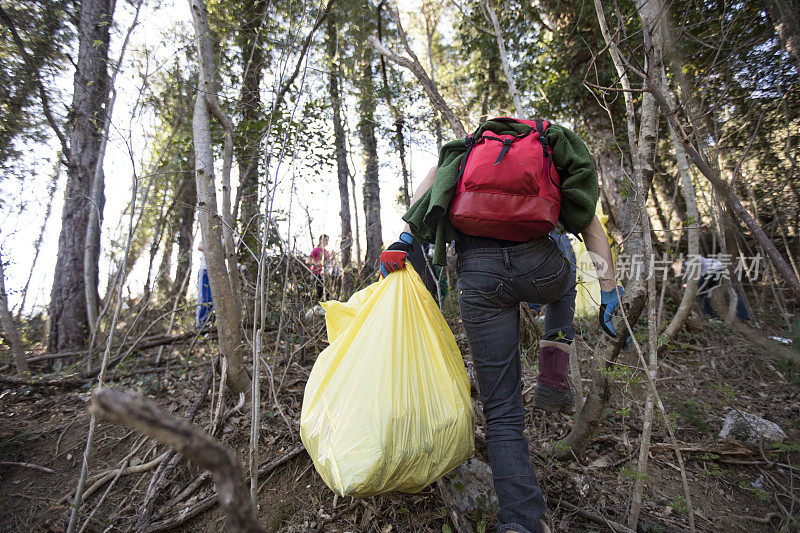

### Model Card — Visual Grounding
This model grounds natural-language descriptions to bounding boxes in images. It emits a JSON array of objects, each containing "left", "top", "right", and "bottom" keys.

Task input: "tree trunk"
[
  {"left": 359, "top": 47, "right": 382, "bottom": 272},
  {"left": 237, "top": 0, "right": 266, "bottom": 290},
  {"left": 190, "top": 0, "right": 250, "bottom": 395},
  {"left": 662, "top": 67, "right": 700, "bottom": 342},
  {"left": 156, "top": 225, "right": 174, "bottom": 297},
  {"left": 767, "top": 0, "right": 800, "bottom": 76},
  {"left": 327, "top": 15, "right": 352, "bottom": 270},
  {"left": 349, "top": 172, "right": 362, "bottom": 271},
  {"left": 173, "top": 170, "right": 196, "bottom": 303},
  {"left": 394, "top": 119, "right": 411, "bottom": 208},
  {"left": 0, "top": 251, "right": 29, "bottom": 375},
  {"left": 586, "top": 125, "right": 627, "bottom": 229},
  {"left": 549, "top": 0, "right": 657, "bottom": 459},
  {"left": 48, "top": 0, "right": 113, "bottom": 354}
]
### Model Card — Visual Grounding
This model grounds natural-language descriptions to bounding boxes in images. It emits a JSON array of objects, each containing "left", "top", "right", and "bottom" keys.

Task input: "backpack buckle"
[{"left": 494, "top": 138, "right": 514, "bottom": 165}]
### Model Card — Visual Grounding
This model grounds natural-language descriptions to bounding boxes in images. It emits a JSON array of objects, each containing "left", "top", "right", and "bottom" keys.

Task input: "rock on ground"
[
  {"left": 446, "top": 458, "right": 499, "bottom": 515},
  {"left": 719, "top": 409, "right": 787, "bottom": 448}
]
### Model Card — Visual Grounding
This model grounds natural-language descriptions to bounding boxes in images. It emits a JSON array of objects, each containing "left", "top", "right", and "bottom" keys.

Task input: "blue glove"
[
  {"left": 600, "top": 286, "right": 623, "bottom": 337},
  {"left": 527, "top": 302, "right": 542, "bottom": 313},
  {"left": 380, "top": 232, "right": 415, "bottom": 278},
  {"left": 600, "top": 286, "right": 634, "bottom": 348}
]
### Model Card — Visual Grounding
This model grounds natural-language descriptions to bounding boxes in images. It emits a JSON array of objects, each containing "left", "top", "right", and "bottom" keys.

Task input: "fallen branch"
[
  {"left": 0, "top": 362, "right": 203, "bottom": 389},
  {"left": 146, "top": 493, "right": 218, "bottom": 533},
  {"left": 649, "top": 443, "right": 753, "bottom": 455},
  {"left": 560, "top": 501, "right": 635, "bottom": 533},
  {"left": 27, "top": 331, "right": 206, "bottom": 364},
  {"left": 150, "top": 445, "right": 305, "bottom": 530},
  {"left": 136, "top": 365, "right": 214, "bottom": 529},
  {"left": 0, "top": 461, "right": 54, "bottom": 473},
  {"left": 90, "top": 388, "right": 263, "bottom": 532},
  {"left": 62, "top": 450, "right": 170, "bottom": 504}
]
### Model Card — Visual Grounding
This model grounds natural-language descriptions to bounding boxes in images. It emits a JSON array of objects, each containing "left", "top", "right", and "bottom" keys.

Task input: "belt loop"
[{"left": 503, "top": 248, "right": 511, "bottom": 269}]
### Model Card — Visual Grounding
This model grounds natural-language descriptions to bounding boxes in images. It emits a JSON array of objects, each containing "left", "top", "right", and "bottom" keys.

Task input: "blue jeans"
[
  {"left": 196, "top": 268, "right": 214, "bottom": 330},
  {"left": 542, "top": 230, "right": 577, "bottom": 343},
  {"left": 456, "top": 236, "right": 573, "bottom": 533}
]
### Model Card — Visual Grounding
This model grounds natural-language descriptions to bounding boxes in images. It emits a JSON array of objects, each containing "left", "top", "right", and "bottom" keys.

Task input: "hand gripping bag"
[{"left": 300, "top": 264, "right": 474, "bottom": 497}]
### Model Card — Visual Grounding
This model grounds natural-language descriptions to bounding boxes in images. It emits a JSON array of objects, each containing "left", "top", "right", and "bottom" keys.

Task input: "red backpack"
[{"left": 448, "top": 117, "right": 561, "bottom": 241}]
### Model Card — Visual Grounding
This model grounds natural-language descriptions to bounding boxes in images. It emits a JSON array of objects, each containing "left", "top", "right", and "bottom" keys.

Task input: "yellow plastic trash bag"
[{"left": 300, "top": 264, "right": 475, "bottom": 497}]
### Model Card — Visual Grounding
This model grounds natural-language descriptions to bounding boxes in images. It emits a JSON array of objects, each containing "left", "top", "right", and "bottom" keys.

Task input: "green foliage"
[
  {"left": 699, "top": 464, "right": 727, "bottom": 478},
  {"left": 269, "top": 500, "right": 295, "bottom": 532},
  {"left": 739, "top": 481, "right": 772, "bottom": 503},
  {"left": 772, "top": 441, "right": 800, "bottom": 453},
  {"left": 676, "top": 398, "right": 714, "bottom": 435},
  {"left": 671, "top": 495, "right": 688, "bottom": 515},
  {"left": 0, "top": 0, "right": 72, "bottom": 172},
  {"left": 620, "top": 465, "right": 647, "bottom": 482}
]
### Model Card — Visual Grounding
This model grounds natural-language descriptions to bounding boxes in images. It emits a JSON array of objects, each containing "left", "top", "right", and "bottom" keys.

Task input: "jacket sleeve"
[{"left": 545, "top": 123, "right": 599, "bottom": 234}]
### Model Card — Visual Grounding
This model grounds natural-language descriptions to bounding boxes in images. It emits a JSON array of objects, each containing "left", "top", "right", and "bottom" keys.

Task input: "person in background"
[
  {"left": 672, "top": 255, "right": 750, "bottom": 322},
  {"left": 195, "top": 240, "right": 214, "bottom": 331},
  {"left": 309, "top": 234, "right": 331, "bottom": 299}
]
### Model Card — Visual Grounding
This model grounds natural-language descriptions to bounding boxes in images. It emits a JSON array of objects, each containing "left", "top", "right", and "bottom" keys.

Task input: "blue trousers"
[
  {"left": 195, "top": 268, "right": 213, "bottom": 329},
  {"left": 456, "top": 235, "right": 574, "bottom": 533}
]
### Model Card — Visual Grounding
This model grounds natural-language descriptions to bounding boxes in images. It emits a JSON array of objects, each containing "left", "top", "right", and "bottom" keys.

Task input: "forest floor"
[{"left": 0, "top": 301, "right": 798, "bottom": 532}]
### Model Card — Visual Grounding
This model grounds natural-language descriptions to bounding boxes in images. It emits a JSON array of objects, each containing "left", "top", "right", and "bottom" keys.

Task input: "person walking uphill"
[
  {"left": 380, "top": 118, "right": 626, "bottom": 533},
  {"left": 309, "top": 234, "right": 331, "bottom": 299}
]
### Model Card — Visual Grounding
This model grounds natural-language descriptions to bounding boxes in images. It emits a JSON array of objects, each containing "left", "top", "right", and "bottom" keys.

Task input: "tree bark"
[
  {"left": 48, "top": 0, "right": 114, "bottom": 354},
  {"left": 236, "top": 0, "right": 267, "bottom": 290},
  {"left": 359, "top": 46, "right": 383, "bottom": 272},
  {"left": 85, "top": 0, "right": 142, "bottom": 337},
  {"left": 327, "top": 14, "right": 352, "bottom": 270},
  {"left": 190, "top": 0, "right": 250, "bottom": 395},
  {"left": 662, "top": 68, "right": 700, "bottom": 342},
  {"left": 548, "top": 0, "right": 656, "bottom": 460},
  {"left": 0, "top": 251, "right": 29, "bottom": 375},
  {"left": 588, "top": 125, "right": 628, "bottom": 230},
  {"left": 173, "top": 170, "right": 196, "bottom": 303},
  {"left": 766, "top": 0, "right": 800, "bottom": 76}
]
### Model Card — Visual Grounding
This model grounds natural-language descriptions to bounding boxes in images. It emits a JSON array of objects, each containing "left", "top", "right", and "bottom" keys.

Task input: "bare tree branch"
[
  {"left": 90, "top": 388, "right": 264, "bottom": 533},
  {"left": 0, "top": 5, "right": 71, "bottom": 162}
]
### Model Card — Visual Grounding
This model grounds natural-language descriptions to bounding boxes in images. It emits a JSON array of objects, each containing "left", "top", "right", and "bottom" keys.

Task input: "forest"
[{"left": 0, "top": 0, "right": 799, "bottom": 531}]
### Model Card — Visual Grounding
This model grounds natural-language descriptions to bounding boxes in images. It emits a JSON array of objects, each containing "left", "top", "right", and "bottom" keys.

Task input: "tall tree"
[
  {"left": 190, "top": 0, "right": 251, "bottom": 394},
  {"left": 359, "top": 43, "right": 382, "bottom": 271},
  {"left": 348, "top": 0, "right": 383, "bottom": 271},
  {"left": 173, "top": 168, "right": 196, "bottom": 302},
  {"left": 236, "top": 0, "right": 267, "bottom": 288},
  {"left": 327, "top": 11, "right": 353, "bottom": 271},
  {"left": 48, "top": 0, "right": 114, "bottom": 353}
]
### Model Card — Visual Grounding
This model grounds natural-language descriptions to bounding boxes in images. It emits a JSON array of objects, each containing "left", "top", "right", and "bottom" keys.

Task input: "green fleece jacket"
[{"left": 403, "top": 120, "right": 599, "bottom": 265}]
